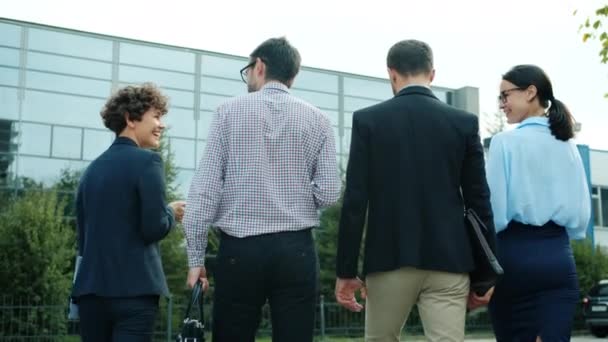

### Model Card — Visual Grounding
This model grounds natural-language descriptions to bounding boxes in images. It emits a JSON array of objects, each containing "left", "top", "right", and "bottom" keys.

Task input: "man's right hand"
[
  {"left": 467, "top": 286, "right": 494, "bottom": 310},
  {"left": 335, "top": 277, "right": 367, "bottom": 312},
  {"left": 187, "top": 266, "right": 209, "bottom": 291}
]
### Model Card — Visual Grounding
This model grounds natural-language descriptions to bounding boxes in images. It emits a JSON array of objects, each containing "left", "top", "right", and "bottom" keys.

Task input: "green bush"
[
  {"left": 0, "top": 189, "right": 75, "bottom": 337},
  {"left": 316, "top": 200, "right": 342, "bottom": 297},
  {"left": 573, "top": 240, "right": 608, "bottom": 296}
]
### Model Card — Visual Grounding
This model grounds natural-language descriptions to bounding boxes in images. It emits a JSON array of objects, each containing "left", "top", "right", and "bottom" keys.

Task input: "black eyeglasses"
[
  {"left": 498, "top": 87, "right": 523, "bottom": 103},
  {"left": 239, "top": 57, "right": 267, "bottom": 83}
]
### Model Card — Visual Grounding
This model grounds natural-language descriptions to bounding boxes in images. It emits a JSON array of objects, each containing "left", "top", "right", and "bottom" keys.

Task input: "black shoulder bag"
[{"left": 175, "top": 281, "right": 205, "bottom": 342}]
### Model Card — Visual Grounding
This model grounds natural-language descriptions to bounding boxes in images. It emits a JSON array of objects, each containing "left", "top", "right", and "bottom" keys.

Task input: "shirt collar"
[
  {"left": 262, "top": 81, "right": 290, "bottom": 93},
  {"left": 398, "top": 83, "right": 431, "bottom": 92},
  {"left": 517, "top": 116, "right": 549, "bottom": 129},
  {"left": 113, "top": 136, "right": 138, "bottom": 146}
]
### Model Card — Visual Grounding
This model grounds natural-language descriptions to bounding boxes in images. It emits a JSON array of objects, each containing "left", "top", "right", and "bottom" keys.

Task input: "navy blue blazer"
[{"left": 72, "top": 137, "right": 174, "bottom": 298}]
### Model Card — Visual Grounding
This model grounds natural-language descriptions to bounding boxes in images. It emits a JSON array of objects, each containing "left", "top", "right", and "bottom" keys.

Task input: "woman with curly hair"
[{"left": 71, "top": 83, "right": 186, "bottom": 342}]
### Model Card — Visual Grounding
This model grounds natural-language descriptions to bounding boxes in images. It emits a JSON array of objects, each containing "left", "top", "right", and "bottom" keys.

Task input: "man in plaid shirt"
[{"left": 183, "top": 37, "right": 341, "bottom": 342}]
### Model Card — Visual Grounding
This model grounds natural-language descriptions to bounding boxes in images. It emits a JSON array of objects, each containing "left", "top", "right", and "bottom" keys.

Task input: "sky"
[{"left": 2, "top": 0, "right": 607, "bottom": 149}]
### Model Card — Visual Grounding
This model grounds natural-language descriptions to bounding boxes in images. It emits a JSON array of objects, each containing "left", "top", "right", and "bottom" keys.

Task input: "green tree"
[
  {"left": 578, "top": 5, "right": 608, "bottom": 97},
  {"left": 316, "top": 198, "right": 343, "bottom": 297},
  {"left": 0, "top": 189, "right": 75, "bottom": 337},
  {"left": 483, "top": 111, "right": 507, "bottom": 137},
  {"left": 54, "top": 169, "right": 82, "bottom": 219},
  {"left": 573, "top": 240, "right": 608, "bottom": 296},
  {"left": 579, "top": 5, "right": 608, "bottom": 64},
  {"left": 156, "top": 136, "right": 188, "bottom": 298}
]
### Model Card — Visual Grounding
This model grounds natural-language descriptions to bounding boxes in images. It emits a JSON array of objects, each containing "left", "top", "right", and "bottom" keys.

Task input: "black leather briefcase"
[{"left": 465, "top": 208, "right": 504, "bottom": 296}]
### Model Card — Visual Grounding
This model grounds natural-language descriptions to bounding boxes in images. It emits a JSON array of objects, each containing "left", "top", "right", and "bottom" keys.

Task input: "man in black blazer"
[
  {"left": 335, "top": 40, "right": 496, "bottom": 341},
  {"left": 71, "top": 83, "right": 185, "bottom": 342}
]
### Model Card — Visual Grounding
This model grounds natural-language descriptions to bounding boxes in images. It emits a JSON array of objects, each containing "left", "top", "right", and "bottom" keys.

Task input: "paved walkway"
[{"left": 465, "top": 337, "right": 599, "bottom": 342}]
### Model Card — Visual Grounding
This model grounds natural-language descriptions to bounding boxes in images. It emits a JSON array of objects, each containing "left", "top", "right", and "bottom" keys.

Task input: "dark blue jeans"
[
  {"left": 78, "top": 295, "right": 159, "bottom": 342},
  {"left": 212, "top": 228, "right": 319, "bottom": 342}
]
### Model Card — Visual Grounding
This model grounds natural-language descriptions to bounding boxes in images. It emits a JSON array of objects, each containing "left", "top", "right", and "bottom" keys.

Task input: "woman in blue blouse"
[{"left": 486, "top": 65, "right": 591, "bottom": 341}]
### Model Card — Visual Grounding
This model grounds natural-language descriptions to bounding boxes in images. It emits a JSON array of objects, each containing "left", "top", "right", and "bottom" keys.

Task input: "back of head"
[
  {"left": 250, "top": 37, "right": 301, "bottom": 85},
  {"left": 386, "top": 40, "right": 434, "bottom": 77},
  {"left": 502, "top": 65, "right": 574, "bottom": 141}
]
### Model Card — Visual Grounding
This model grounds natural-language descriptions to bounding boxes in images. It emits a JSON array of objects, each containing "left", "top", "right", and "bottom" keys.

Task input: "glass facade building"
[
  {"left": 0, "top": 18, "right": 480, "bottom": 197},
  {"left": 591, "top": 150, "right": 608, "bottom": 230}
]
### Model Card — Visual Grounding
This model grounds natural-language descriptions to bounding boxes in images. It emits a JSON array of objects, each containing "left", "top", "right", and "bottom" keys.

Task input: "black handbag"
[
  {"left": 175, "top": 281, "right": 205, "bottom": 342},
  {"left": 465, "top": 208, "right": 504, "bottom": 296}
]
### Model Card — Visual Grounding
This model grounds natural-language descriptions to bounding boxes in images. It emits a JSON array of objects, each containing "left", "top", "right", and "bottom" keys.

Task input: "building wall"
[
  {"left": 0, "top": 19, "right": 473, "bottom": 197},
  {"left": 591, "top": 150, "right": 608, "bottom": 233},
  {"left": 591, "top": 149, "right": 608, "bottom": 187}
]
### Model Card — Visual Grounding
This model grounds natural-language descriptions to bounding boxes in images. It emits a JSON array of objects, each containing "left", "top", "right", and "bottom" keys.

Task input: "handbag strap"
[{"left": 183, "top": 281, "right": 204, "bottom": 322}]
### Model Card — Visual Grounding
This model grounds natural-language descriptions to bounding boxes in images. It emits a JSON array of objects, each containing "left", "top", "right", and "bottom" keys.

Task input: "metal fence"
[{"left": 0, "top": 295, "right": 587, "bottom": 341}]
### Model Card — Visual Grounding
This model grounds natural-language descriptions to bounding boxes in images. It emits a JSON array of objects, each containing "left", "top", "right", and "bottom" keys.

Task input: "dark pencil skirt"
[{"left": 488, "top": 221, "right": 579, "bottom": 342}]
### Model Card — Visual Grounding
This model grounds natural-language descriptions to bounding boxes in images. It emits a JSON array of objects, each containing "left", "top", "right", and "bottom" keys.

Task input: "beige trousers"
[{"left": 364, "top": 267, "right": 469, "bottom": 342}]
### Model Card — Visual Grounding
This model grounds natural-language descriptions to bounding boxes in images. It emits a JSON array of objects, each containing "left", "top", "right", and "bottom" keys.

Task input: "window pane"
[
  {"left": 164, "top": 108, "right": 195, "bottom": 139},
  {"left": 593, "top": 187, "right": 598, "bottom": 195},
  {"left": 593, "top": 198, "right": 601, "bottom": 227},
  {"left": 27, "top": 51, "right": 112, "bottom": 79},
  {"left": 0, "top": 87, "right": 19, "bottom": 121},
  {"left": 0, "top": 47, "right": 20, "bottom": 67},
  {"left": 0, "top": 119, "right": 17, "bottom": 155},
  {"left": 117, "top": 83, "right": 193, "bottom": 109},
  {"left": 291, "top": 89, "right": 338, "bottom": 109},
  {"left": 294, "top": 70, "right": 338, "bottom": 93},
  {"left": 433, "top": 88, "right": 449, "bottom": 103},
  {"left": 196, "top": 140, "right": 206, "bottom": 163},
  {"left": 0, "top": 22, "right": 21, "bottom": 48},
  {"left": 175, "top": 168, "right": 194, "bottom": 198},
  {"left": 343, "top": 127, "right": 352, "bottom": 155},
  {"left": 0, "top": 67, "right": 18, "bottom": 86},
  {"left": 119, "top": 65, "right": 194, "bottom": 91},
  {"left": 344, "top": 96, "right": 381, "bottom": 112},
  {"left": 197, "top": 111, "right": 214, "bottom": 139},
  {"left": 169, "top": 137, "right": 195, "bottom": 169},
  {"left": 201, "top": 76, "right": 246, "bottom": 96},
  {"left": 324, "top": 110, "right": 339, "bottom": 127},
  {"left": 19, "top": 122, "right": 51, "bottom": 156},
  {"left": 201, "top": 55, "right": 247, "bottom": 80},
  {"left": 22, "top": 90, "right": 106, "bottom": 128},
  {"left": 17, "top": 155, "right": 87, "bottom": 186},
  {"left": 339, "top": 154, "right": 348, "bottom": 174},
  {"left": 344, "top": 77, "right": 391, "bottom": 99},
  {"left": 120, "top": 42, "right": 195, "bottom": 73},
  {"left": 163, "top": 88, "right": 194, "bottom": 108},
  {"left": 52, "top": 126, "right": 82, "bottom": 159},
  {"left": 200, "top": 93, "right": 230, "bottom": 111},
  {"left": 29, "top": 28, "right": 112, "bottom": 60},
  {"left": 344, "top": 112, "right": 353, "bottom": 128},
  {"left": 602, "top": 189, "right": 608, "bottom": 228},
  {"left": 26, "top": 70, "right": 111, "bottom": 97},
  {"left": 83, "top": 129, "right": 113, "bottom": 160}
]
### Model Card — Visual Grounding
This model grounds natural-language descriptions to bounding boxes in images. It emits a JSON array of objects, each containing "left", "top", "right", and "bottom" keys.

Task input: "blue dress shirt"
[{"left": 486, "top": 116, "right": 591, "bottom": 239}]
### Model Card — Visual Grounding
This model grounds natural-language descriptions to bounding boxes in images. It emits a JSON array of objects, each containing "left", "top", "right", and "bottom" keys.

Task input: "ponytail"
[{"left": 547, "top": 98, "right": 574, "bottom": 141}]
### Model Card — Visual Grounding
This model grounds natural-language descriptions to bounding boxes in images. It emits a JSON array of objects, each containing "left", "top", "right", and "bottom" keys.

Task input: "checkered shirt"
[{"left": 183, "top": 81, "right": 341, "bottom": 267}]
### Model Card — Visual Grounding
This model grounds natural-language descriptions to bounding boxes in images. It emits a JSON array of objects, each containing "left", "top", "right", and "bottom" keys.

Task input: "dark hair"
[
  {"left": 250, "top": 37, "right": 301, "bottom": 84},
  {"left": 100, "top": 83, "right": 168, "bottom": 135},
  {"left": 386, "top": 40, "right": 433, "bottom": 77},
  {"left": 502, "top": 65, "right": 574, "bottom": 141}
]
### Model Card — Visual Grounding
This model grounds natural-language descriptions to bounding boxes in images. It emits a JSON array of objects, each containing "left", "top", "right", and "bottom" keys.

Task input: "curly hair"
[{"left": 100, "top": 83, "right": 169, "bottom": 135}]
